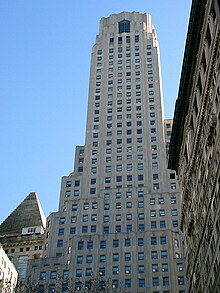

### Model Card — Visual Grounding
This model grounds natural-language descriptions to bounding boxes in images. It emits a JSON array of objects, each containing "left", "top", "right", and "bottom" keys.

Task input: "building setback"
[
  {"left": 27, "top": 12, "right": 185, "bottom": 292},
  {"left": 169, "top": 0, "right": 220, "bottom": 292}
]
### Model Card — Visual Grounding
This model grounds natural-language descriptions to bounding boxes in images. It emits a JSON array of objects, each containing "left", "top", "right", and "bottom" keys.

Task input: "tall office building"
[{"left": 26, "top": 12, "right": 185, "bottom": 292}]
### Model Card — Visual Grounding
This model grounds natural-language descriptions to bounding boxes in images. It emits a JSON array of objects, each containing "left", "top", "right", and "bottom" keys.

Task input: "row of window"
[
  {"left": 58, "top": 219, "right": 179, "bottom": 236},
  {"left": 70, "top": 184, "right": 176, "bottom": 196},
  {"left": 59, "top": 219, "right": 179, "bottom": 235},
  {"left": 93, "top": 112, "right": 154, "bottom": 123},
  {"left": 97, "top": 44, "right": 151, "bottom": 55},
  {"left": 71, "top": 201, "right": 178, "bottom": 212},
  {"left": 6, "top": 245, "right": 43, "bottom": 254},
  {"left": 60, "top": 197, "right": 177, "bottom": 218}
]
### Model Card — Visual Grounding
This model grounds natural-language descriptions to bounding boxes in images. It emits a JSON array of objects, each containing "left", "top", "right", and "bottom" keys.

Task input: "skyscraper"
[{"left": 26, "top": 12, "right": 185, "bottom": 292}]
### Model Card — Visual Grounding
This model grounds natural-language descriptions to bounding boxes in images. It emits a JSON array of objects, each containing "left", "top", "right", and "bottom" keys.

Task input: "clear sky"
[{"left": 0, "top": 0, "right": 191, "bottom": 224}]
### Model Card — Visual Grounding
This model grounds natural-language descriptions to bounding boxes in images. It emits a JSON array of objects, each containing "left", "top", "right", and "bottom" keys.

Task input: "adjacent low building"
[
  {"left": 0, "top": 244, "right": 18, "bottom": 292},
  {"left": 0, "top": 192, "right": 46, "bottom": 288}
]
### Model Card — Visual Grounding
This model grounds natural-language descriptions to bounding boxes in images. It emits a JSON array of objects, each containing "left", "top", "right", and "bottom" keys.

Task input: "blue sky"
[{"left": 0, "top": 0, "right": 191, "bottom": 224}]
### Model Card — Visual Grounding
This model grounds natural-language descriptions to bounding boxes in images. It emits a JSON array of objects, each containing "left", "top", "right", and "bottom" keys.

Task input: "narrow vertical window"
[{"left": 119, "top": 20, "right": 130, "bottom": 33}]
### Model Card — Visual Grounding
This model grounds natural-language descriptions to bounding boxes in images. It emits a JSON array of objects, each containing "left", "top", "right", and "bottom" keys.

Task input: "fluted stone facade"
[{"left": 169, "top": 1, "right": 220, "bottom": 292}]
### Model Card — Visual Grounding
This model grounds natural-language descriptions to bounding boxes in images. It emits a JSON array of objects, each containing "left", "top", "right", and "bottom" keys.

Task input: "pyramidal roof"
[{"left": 0, "top": 192, "right": 46, "bottom": 235}]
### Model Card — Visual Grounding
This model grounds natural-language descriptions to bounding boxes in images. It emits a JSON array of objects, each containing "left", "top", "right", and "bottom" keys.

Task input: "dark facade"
[{"left": 169, "top": 0, "right": 220, "bottom": 292}]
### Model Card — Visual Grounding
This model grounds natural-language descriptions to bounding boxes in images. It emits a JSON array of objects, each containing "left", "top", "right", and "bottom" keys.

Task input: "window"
[
  {"left": 151, "top": 237, "right": 157, "bottom": 245},
  {"left": 113, "top": 239, "right": 119, "bottom": 247},
  {"left": 152, "top": 264, "right": 158, "bottom": 272},
  {"left": 137, "top": 164, "right": 143, "bottom": 173},
  {"left": 76, "top": 269, "right": 82, "bottom": 277},
  {"left": 100, "top": 255, "right": 106, "bottom": 263},
  {"left": 170, "top": 183, "right": 176, "bottom": 189},
  {"left": 139, "top": 224, "right": 145, "bottom": 231},
  {"left": 173, "top": 220, "right": 179, "bottom": 227},
  {"left": 124, "top": 252, "right": 131, "bottom": 261},
  {"left": 74, "top": 190, "right": 79, "bottom": 196},
  {"left": 126, "top": 224, "right": 132, "bottom": 232},
  {"left": 163, "top": 277, "right": 169, "bottom": 286},
  {"left": 125, "top": 279, "right": 131, "bottom": 288},
  {"left": 50, "top": 271, "right": 56, "bottom": 279},
  {"left": 70, "top": 227, "right": 76, "bottom": 234},
  {"left": 59, "top": 217, "right": 65, "bottom": 225},
  {"left": 86, "top": 268, "right": 92, "bottom": 277},
  {"left": 99, "top": 267, "right": 105, "bottom": 277},
  {"left": 57, "top": 240, "right": 63, "bottom": 248},
  {"left": 125, "top": 265, "right": 131, "bottom": 274},
  {"left": 160, "top": 237, "right": 167, "bottom": 245},
  {"left": 150, "top": 199, "right": 156, "bottom": 207},
  {"left": 138, "top": 213, "right": 144, "bottom": 220},
  {"left": 39, "top": 272, "right": 46, "bottom": 280},
  {"left": 138, "top": 265, "right": 145, "bottom": 274},
  {"left": 112, "top": 266, "right": 119, "bottom": 275},
  {"left": 63, "top": 270, "right": 69, "bottom": 279},
  {"left": 115, "top": 225, "right": 121, "bottom": 232},
  {"left": 151, "top": 251, "right": 158, "bottom": 259},
  {"left": 172, "top": 209, "right": 178, "bottom": 216},
  {"left": 162, "top": 263, "right": 168, "bottom": 272},
  {"left": 178, "top": 276, "right": 185, "bottom": 285},
  {"left": 152, "top": 277, "right": 159, "bottom": 286},
  {"left": 90, "top": 188, "right": 96, "bottom": 194},
  {"left": 72, "top": 204, "right": 77, "bottom": 211},
  {"left": 161, "top": 250, "right": 168, "bottom": 259},
  {"left": 86, "top": 255, "right": 93, "bottom": 263},
  {"left": 138, "top": 252, "right": 144, "bottom": 260},
  {"left": 160, "top": 221, "right": 166, "bottom": 228},
  {"left": 159, "top": 197, "right": 164, "bottom": 204},
  {"left": 77, "top": 256, "right": 83, "bottom": 264},
  {"left": 171, "top": 197, "right": 177, "bottom": 204},
  {"left": 125, "top": 239, "right": 131, "bottom": 247},
  {"left": 78, "top": 241, "right": 84, "bottom": 250},
  {"left": 139, "top": 279, "right": 145, "bottom": 288},
  {"left": 138, "top": 174, "right": 143, "bottom": 181},
  {"left": 153, "top": 174, "right": 159, "bottom": 180},
  {"left": 87, "top": 241, "right": 93, "bottom": 249},
  {"left": 138, "top": 238, "right": 144, "bottom": 246},
  {"left": 113, "top": 253, "right": 119, "bottom": 262},
  {"left": 177, "top": 263, "right": 183, "bottom": 271},
  {"left": 159, "top": 210, "right": 165, "bottom": 216},
  {"left": 150, "top": 210, "right": 156, "bottom": 217},
  {"left": 103, "top": 226, "right": 109, "bottom": 234},
  {"left": 104, "top": 215, "right": 109, "bottom": 223},
  {"left": 152, "top": 162, "right": 158, "bottom": 169},
  {"left": 151, "top": 221, "right": 157, "bottom": 229},
  {"left": 58, "top": 228, "right": 64, "bottom": 236}
]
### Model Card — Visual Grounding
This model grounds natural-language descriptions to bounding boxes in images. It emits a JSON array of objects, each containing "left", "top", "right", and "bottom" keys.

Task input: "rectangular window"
[
  {"left": 152, "top": 277, "right": 159, "bottom": 286},
  {"left": 125, "top": 239, "right": 131, "bottom": 247},
  {"left": 70, "top": 227, "right": 76, "bottom": 234},
  {"left": 151, "top": 251, "right": 158, "bottom": 259},
  {"left": 160, "top": 236, "right": 167, "bottom": 245},
  {"left": 151, "top": 237, "right": 157, "bottom": 245},
  {"left": 138, "top": 252, "right": 144, "bottom": 260}
]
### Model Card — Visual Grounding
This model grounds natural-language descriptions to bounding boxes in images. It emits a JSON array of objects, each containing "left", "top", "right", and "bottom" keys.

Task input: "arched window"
[{"left": 119, "top": 20, "right": 130, "bottom": 33}]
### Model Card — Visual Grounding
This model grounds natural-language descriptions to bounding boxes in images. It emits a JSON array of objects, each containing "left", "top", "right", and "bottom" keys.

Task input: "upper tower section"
[{"left": 98, "top": 12, "right": 159, "bottom": 48}]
